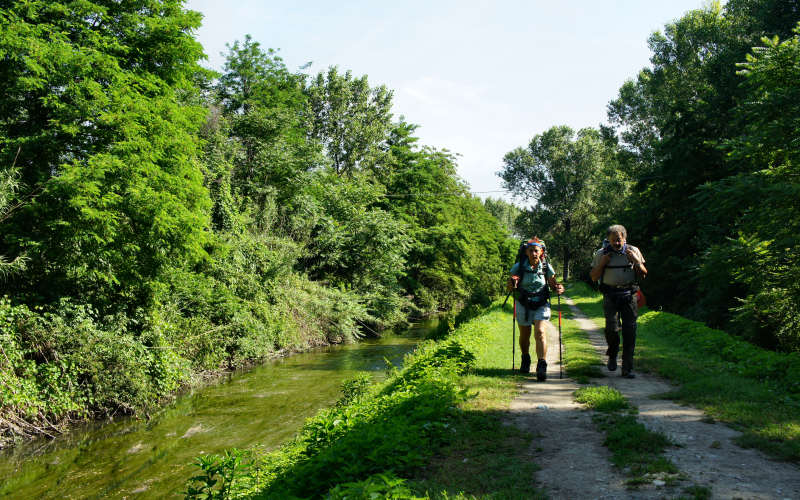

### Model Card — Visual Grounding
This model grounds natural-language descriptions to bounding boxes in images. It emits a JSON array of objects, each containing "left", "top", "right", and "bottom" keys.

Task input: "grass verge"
[
  {"left": 183, "top": 301, "right": 547, "bottom": 499},
  {"left": 574, "top": 385, "right": 679, "bottom": 485},
  {"left": 557, "top": 285, "right": 604, "bottom": 383},
  {"left": 410, "top": 302, "right": 544, "bottom": 499},
  {"left": 567, "top": 281, "right": 800, "bottom": 462}
]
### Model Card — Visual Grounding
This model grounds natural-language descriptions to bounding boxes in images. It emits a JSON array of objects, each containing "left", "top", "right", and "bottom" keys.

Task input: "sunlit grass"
[
  {"left": 574, "top": 384, "right": 677, "bottom": 483},
  {"left": 574, "top": 385, "right": 630, "bottom": 412},
  {"left": 595, "top": 413, "right": 678, "bottom": 478},
  {"left": 558, "top": 284, "right": 604, "bottom": 382}
]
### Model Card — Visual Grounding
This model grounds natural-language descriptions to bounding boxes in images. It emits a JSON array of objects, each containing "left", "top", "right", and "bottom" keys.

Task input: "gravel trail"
[{"left": 505, "top": 297, "right": 800, "bottom": 499}]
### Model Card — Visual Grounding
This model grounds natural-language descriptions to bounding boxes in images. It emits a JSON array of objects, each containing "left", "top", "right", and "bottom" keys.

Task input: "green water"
[{"left": 0, "top": 322, "right": 434, "bottom": 499}]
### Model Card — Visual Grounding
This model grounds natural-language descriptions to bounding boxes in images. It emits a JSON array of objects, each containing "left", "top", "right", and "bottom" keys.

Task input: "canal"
[{"left": 0, "top": 320, "right": 435, "bottom": 498}]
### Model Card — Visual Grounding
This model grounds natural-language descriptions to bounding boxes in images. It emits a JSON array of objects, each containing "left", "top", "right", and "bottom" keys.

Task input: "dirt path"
[{"left": 506, "top": 297, "right": 800, "bottom": 500}]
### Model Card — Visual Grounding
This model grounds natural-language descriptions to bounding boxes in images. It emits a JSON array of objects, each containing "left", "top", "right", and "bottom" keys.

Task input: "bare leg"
[
  {"left": 533, "top": 320, "right": 548, "bottom": 360},
  {"left": 518, "top": 324, "right": 532, "bottom": 355}
]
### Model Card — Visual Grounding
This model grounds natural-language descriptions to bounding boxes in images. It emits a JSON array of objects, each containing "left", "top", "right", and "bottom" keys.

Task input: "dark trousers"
[{"left": 602, "top": 291, "right": 638, "bottom": 372}]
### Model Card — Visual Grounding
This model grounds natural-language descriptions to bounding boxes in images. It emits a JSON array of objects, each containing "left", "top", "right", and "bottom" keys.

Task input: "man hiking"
[
  {"left": 507, "top": 237, "right": 564, "bottom": 381},
  {"left": 590, "top": 224, "right": 647, "bottom": 379}
]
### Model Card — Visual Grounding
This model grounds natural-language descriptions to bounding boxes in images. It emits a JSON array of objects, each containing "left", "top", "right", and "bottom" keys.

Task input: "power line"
[{"left": 381, "top": 189, "right": 510, "bottom": 198}]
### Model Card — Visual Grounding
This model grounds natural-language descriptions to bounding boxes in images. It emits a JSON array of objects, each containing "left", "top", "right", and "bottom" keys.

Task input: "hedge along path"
[{"left": 560, "top": 296, "right": 800, "bottom": 500}]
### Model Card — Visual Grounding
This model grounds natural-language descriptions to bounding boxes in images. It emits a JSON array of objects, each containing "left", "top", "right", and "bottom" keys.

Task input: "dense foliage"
[
  {"left": 0, "top": 1, "right": 514, "bottom": 444},
  {"left": 502, "top": 0, "right": 800, "bottom": 352}
]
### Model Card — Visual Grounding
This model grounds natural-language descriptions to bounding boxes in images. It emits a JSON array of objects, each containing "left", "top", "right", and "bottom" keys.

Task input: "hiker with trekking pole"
[
  {"left": 506, "top": 237, "right": 564, "bottom": 381},
  {"left": 590, "top": 224, "right": 647, "bottom": 379}
]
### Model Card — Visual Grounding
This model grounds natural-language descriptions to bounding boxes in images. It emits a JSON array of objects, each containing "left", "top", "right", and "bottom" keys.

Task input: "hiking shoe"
[
  {"left": 520, "top": 354, "right": 531, "bottom": 374},
  {"left": 621, "top": 370, "right": 635, "bottom": 379},
  {"left": 607, "top": 355, "right": 617, "bottom": 372},
  {"left": 536, "top": 359, "right": 547, "bottom": 382}
]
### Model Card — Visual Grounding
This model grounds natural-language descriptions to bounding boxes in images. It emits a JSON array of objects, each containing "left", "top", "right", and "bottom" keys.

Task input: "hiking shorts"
[{"left": 514, "top": 300, "right": 551, "bottom": 326}]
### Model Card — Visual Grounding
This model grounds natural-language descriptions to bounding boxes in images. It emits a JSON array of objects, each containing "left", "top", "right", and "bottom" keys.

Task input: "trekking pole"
[
  {"left": 512, "top": 297, "right": 516, "bottom": 371},
  {"left": 557, "top": 293, "right": 563, "bottom": 379}
]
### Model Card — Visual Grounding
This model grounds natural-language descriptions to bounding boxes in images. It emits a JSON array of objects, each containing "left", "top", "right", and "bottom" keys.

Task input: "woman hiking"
[{"left": 507, "top": 237, "right": 564, "bottom": 381}]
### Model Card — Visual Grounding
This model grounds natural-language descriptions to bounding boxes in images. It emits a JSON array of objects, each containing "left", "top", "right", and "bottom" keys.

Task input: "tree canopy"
[
  {"left": 500, "top": 126, "right": 630, "bottom": 280},
  {"left": 498, "top": 1, "right": 800, "bottom": 352},
  {"left": 0, "top": 1, "right": 517, "bottom": 438}
]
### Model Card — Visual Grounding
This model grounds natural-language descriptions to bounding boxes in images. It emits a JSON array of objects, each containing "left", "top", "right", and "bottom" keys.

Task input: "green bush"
[
  {"left": 638, "top": 311, "right": 800, "bottom": 394},
  {"left": 325, "top": 473, "right": 423, "bottom": 500},
  {"left": 336, "top": 373, "right": 373, "bottom": 407},
  {"left": 0, "top": 297, "right": 189, "bottom": 423}
]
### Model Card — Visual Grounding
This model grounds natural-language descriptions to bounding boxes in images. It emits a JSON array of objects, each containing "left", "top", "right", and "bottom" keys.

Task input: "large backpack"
[
  {"left": 513, "top": 240, "right": 551, "bottom": 321},
  {"left": 597, "top": 238, "right": 645, "bottom": 307}
]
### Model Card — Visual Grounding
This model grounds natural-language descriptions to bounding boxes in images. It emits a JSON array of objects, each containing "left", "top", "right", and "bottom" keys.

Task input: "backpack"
[
  {"left": 513, "top": 239, "right": 551, "bottom": 320},
  {"left": 597, "top": 239, "right": 646, "bottom": 308}
]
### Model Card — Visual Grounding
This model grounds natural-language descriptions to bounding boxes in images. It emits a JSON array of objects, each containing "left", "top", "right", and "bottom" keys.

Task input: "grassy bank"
[
  {"left": 183, "top": 301, "right": 550, "bottom": 499},
  {"left": 567, "top": 281, "right": 800, "bottom": 462}
]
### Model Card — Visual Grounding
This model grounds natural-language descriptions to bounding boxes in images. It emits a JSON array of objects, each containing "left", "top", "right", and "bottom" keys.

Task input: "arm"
[
  {"left": 547, "top": 275, "right": 564, "bottom": 295},
  {"left": 625, "top": 248, "right": 648, "bottom": 279}
]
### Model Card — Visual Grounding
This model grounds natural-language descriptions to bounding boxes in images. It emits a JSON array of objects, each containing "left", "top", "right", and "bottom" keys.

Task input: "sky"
[{"left": 185, "top": 0, "right": 714, "bottom": 204}]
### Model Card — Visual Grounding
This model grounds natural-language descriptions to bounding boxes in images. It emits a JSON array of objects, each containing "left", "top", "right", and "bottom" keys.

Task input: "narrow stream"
[{"left": 0, "top": 320, "right": 435, "bottom": 499}]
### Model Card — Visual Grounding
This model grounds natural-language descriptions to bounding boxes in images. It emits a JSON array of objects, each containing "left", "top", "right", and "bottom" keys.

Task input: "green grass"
[
  {"left": 574, "top": 385, "right": 630, "bottom": 412},
  {"left": 410, "top": 303, "right": 546, "bottom": 499},
  {"left": 567, "top": 281, "right": 800, "bottom": 462},
  {"left": 594, "top": 413, "right": 677, "bottom": 477},
  {"left": 681, "top": 484, "right": 713, "bottom": 500},
  {"left": 574, "top": 384, "right": 678, "bottom": 484}
]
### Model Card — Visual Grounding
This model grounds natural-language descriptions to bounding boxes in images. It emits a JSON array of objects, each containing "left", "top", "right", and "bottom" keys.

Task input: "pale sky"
[{"left": 185, "top": 0, "right": 714, "bottom": 203}]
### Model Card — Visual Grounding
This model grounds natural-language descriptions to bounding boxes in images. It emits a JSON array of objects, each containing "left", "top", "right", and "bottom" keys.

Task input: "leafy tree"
[
  {"left": 199, "top": 105, "right": 239, "bottom": 233},
  {"left": 0, "top": 0, "right": 212, "bottom": 310},
  {"left": 499, "top": 126, "right": 624, "bottom": 280},
  {"left": 693, "top": 24, "right": 800, "bottom": 351},
  {"left": 606, "top": 0, "right": 799, "bottom": 316},
  {"left": 483, "top": 197, "right": 522, "bottom": 238},
  {"left": 378, "top": 122, "right": 512, "bottom": 312},
  {"left": 303, "top": 170, "right": 411, "bottom": 326},
  {"left": 306, "top": 66, "right": 393, "bottom": 176},
  {"left": 0, "top": 166, "right": 27, "bottom": 277},
  {"left": 214, "top": 35, "right": 321, "bottom": 218}
]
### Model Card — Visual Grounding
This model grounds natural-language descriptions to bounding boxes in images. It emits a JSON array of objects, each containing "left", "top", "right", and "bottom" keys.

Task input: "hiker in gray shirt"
[{"left": 590, "top": 224, "right": 647, "bottom": 379}]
